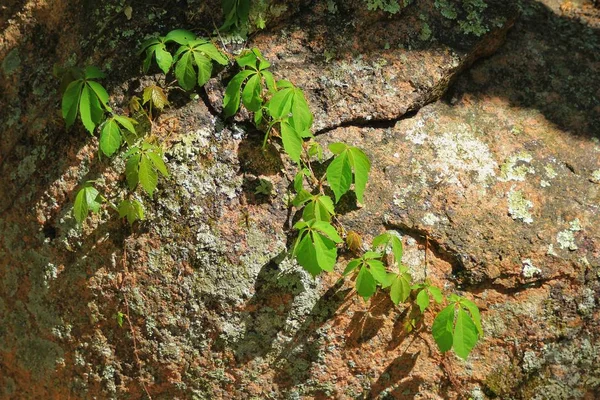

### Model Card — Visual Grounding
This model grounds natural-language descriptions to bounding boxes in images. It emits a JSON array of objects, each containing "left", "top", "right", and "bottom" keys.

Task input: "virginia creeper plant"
[{"left": 58, "top": 20, "right": 483, "bottom": 360}]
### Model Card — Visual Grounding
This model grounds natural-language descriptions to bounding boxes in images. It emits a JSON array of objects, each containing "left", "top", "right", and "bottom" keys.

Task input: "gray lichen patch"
[
  {"left": 557, "top": 230, "right": 577, "bottom": 251},
  {"left": 522, "top": 259, "right": 541, "bottom": 278},
  {"left": 507, "top": 188, "right": 533, "bottom": 224},
  {"left": 590, "top": 169, "right": 600, "bottom": 184}
]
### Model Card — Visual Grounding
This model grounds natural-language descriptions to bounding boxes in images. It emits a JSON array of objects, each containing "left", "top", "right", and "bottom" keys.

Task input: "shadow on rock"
[
  {"left": 233, "top": 251, "right": 304, "bottom": 361},
  {"left": 365, "top": 351, "right": 423, "bottom": 400}
]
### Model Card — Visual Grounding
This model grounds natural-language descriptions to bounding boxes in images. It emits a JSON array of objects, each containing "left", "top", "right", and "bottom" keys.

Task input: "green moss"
[
  {"left": 2, "top": 49, "right": 21, "bottom": 75},
  {"left": 484, "top": 362, "right": 524, "bottom": 397}
]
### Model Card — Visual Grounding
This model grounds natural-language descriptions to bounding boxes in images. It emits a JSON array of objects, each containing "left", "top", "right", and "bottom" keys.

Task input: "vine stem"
[{"left": 121, "top": 247, "right": 153, "bottom": 400}]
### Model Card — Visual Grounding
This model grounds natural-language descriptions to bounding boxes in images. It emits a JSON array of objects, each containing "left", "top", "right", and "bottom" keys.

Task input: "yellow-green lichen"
[
  {"left": 499, "top": 151, "right": 534, "bottom": 182},
  {"left": 507, "top": 188, "right": 533, "bottom": 224}
]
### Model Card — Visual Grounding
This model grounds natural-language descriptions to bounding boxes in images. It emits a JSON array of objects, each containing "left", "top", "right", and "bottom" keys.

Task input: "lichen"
[
  {"left": 556, "top": 230, "right": 577, "bottom": 251},
  {"left": 507, "top": 189, "right": 533, "bottom": 224},
  {"left": 522, "top": 259, "right": 541, "bottom": 278},
  {"left": 499, "top": 151, "right": 534, "bottom": 182},
  {"left": 590, "top": 169, "right": 600, "bottom": 184}
]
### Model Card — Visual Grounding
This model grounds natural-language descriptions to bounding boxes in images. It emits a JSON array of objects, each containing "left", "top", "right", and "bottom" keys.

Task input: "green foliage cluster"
[
  {"left": 363, "top": 0, "right": 413, "bottom": 14},
  {"left": 58, "top": 7, "right": 483, "bottom": 359},
  {"left": 434, "top": 0, "right": 489, "bottom": 36}
]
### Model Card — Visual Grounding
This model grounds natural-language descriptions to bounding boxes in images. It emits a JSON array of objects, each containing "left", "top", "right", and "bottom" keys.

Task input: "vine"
[{"left": 57, "top": 23, "right": 482, "bottom": 361}]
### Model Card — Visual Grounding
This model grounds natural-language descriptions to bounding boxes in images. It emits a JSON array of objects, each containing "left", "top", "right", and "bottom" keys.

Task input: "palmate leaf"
[
  {"left": 61, "top": 69, "right": 109, "bottom": 134},
  {"left": 99, "top": 119, "right": 122, "bottom": 156},
  {"left": 431, "top": 298, "right": 482, "bottom": 359},
  {"left": 292, "top": 219, "right": 341, "bottom": 276},
  {"left": 302, "top": 195, "right": 335, "bottom": 222},
  {"left": 173, "top": 40, "right": 227, "bottom": 91},
  {"left": 125, "top": 144, "right": 169, "bottom": 196},
  {"left": 73, "top": 185, "right": 102, "bottom": 225},
  {"left": 326, "top": 143, "right": 371, "bottom": 203},
  {"left": 389, "top": 271, "right": 412, "bottom": 305}
]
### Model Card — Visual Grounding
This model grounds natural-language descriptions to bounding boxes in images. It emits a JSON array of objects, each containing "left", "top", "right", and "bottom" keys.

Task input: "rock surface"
[{"left": 1, "top": 0, "right": 600, "bottom": 399}]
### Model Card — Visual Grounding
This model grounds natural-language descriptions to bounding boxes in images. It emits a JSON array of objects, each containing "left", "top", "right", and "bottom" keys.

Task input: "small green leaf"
[
  {"left": 312, "top": 220, "right": 342, "bottom": 243},
  {"left": 367, "top": 259, "right": 388, "bottom": 285},
  {"left": 87, "top": 81, "right": 110, "bottom": 108},
  {"left": 236, "top": 51, "right": 258, "bottom": 69},
  {"left": 84, "top": 66, "right": 105, "bottom": 79},
  {"left": 143, "top": 85, "right": 169, "bottom": 111},
  {"left": 312, "top": 231, "right": 337, "bottom": 272},
  {"left": 154, "top": 45, "right": 173, "bottom": 74},
  {"left": 294, "top": 232, "right": 320, "bottom": 276},
  {"left": 416, "top": 289, "right": 430, "bottom": 313},
  {"left": 125, "top": 153, "right": 141, "bottom": 190},
  {"left": 241, "top": 73, "right": 262, "bottom": 112},
  {"left": 289, "top": 88, "right": 313, "bottom": 133},
  {"left": 99, "top": 118, "right": 122, "bottom": 156},
  {"left": 175, "top": 51, "right": 196, "bottom": 91},
  {"left": 118, "top": 199, "right": 145, "bottom": 225},
  {"left": 164, "top": 29, "right": 196, "bottom": 45},
  {"left": 453, "top": 308, "right": 479, "bottom": 360},
  {"left": 428, "top": 286, "right": 444, "bottom": 304},
  {"left": 139, "top": 154, "right": 158, "bottom": 196},
  {"left": 389, "top": 272, "right": 411, "bottom": 305},
  {"left": 113, "top": 115, "right": 137, "bottom": 134},
  {"left": 326, "top": 151, "right": 352, "bottom": 202},
  {"left": 193, "top": 52, "right": 213, "bottom": 87},
  {"left": 348, "top": 147, "right": 371, "bottom": 204},
  {"left": 329, "top": 142, "right": 347, "bottom": 155},
  {"left": 343, "top": 259, "right": 361, "bottom": 276},
  {"left": 73, "top": 186, "right": 101, "bottom": 225},
  {"left": 62, "top": 80, "right": 83, "bottom": 128},
  {"left": 432, "top": 305, "right": 455, "bottom": 353},
  {"left": 197, "top": 42, "right": 228, "bottom": 65},
  {"left": 460, "top": 298, "right": 483, "bottom": 337},
  {"left": 280, "top": 121, "right": 302, "bottom": 163},
  {"left": 356, "top": 266, "right": 376, "bottom": 301},
  {"left": 268, "top": 87, "right": 294, "bottom": 119},
  {"left": 79, "top": 84, "right": 97, "bottom": 133},
  {"left": 146, "top": 150, "right": 169, "bottom": 176},
  {"left": 223, "top": 70, "right": 254, "bottom": 117}
]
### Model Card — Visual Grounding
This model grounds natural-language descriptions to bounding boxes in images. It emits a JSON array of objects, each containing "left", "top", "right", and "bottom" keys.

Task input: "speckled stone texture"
[{"left": 1, "top": 0, "right": 599, "bottom": 399}]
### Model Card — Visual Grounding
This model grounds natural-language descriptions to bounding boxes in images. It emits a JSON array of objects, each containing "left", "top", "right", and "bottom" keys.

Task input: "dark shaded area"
[{"left": 365, "top": 351, "right": 423, "bottom": 400}]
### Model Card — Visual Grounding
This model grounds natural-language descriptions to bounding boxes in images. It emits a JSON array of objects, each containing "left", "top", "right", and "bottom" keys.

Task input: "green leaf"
[
  {"left": 312, "top": 231, "right": 337, "bottom": 272},
  {"left": 312, "top": 220, "right": 342, "bottom": 243},
  {"left": 99, "top": 118, "right": 122, "bottom": 156},
  {"left": 343, "top": 259, "right": 361, "bottom": 276},
  {"left": 372, "top": 232, "right": 391, "bottom": 249},
  {"left": 432, "top": 305, "right": 455, "bottom": 353},
  {"left": 164, "top": 29, "right": 196, "bottom": 45},
  {"left": 138, "top": 37, "right": 162, "bottom": 55},
  {"left": 73, "top": 188, "right": 89, "bottom": 225},
  {"left": 460, "top": 298, "right": 483, "bottom": 336},
  {"left": 175, "top": 51, "right": 196, "bottom": 90},
  {"left": 329, "top": 142, "right": 347, "bottom": 155},
  {"left": 197, "top": 42, "right": 228, "bottom": 65},
  {"left": 389, "top": 272, "right": 411, "bottom": 305},
  {"left": 428, "top": 286, "right": 443, "bottom": 304},
  {"left": 268, "top": 87, "right": 294, "bottom": 119},
  {"left": 241, "top": 73, "right": 262, "bottom": 112},
  {"left": 79, "top": 84, "right": 97, "bottom": 133},
  {"left": 416, "top": 289, "right": 430, "bottom": 313},
  {"left": 84, "top": 66, "right": 105, "bottom": 79},
  {"left": 146, "top": 150, "right": 169, "bottom": 176},
  {"left": 139, "top": 154, "right": 158, "bottom": 196},
  {"left": 453, "top": 308, "right": 479, "bottom": 360},
  {"left": 367, "top": 259, "right": 388, "bottom": 285},
  {"left": 390, "top": 235, "right": 403, "bottom": 268},
  {"left": 347, "top": 147, "right": 371, "bottom": 204},
  {"left": 155, "top": 45, "right": 173, "bottom": 74},
  {"left": 294, "top": 232, "right": 321, "bottom": 277},
  {"left": 223, "top": 69, "right": 254, "bottom": 117},
  {"left": 356, "top": 266, "right": 376, "bottom": 301},
  {"left": 326, "top": 151, "right": 352, "bottom": 202},
  {"left": 118, "top": 199, "right": 145, "bottom": 225},
  {"left": 87, "top": 81, "right": 109, "bottom": 108},
  {"left": 73, "top": 186, "right": 101, "bottom": 225},
  {"left": 236, "top": 51, "right": 258, "bottom": 69},
  {"left": 125, "top": 153, "right": 141, "bottom": 190},
  {"left": 262, "top": 70, "right": 276, "bottom": 93},
  {"left": 193, "top": 52, "right": 213, "bottom": 87},
  {"left": 62, "top": 80, "right": 83, "bottom": 128},
  {"left": 114, "top": 115, "right": 137, "bottom": 134},
  {"left": 280, "top": 121, "right": 302, "bottom": 163},
  {"left": 289, "top": 88, "right": 313, "bottom": 133}
]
